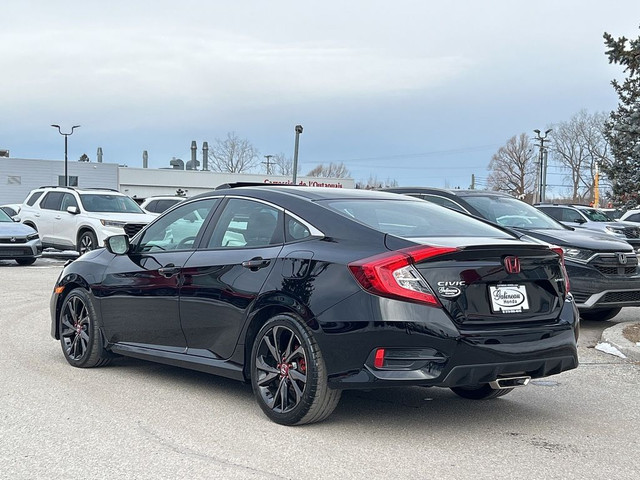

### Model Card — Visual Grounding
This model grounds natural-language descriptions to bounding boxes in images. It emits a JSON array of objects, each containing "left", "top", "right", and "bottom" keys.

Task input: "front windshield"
[
  {"left": 0, "top": 209, "right": 12, "bottom": 222},
  {"left": 80, "top": 194, "right": 144, "bottom": 213},
  {"left": 581, "top": 209, "right": 613, "bottom": 222},
  {"left": 463, "top": 195, "right": 565, "bottom": 230},
  {"left": 318, "top": 198, "right": 513, "bottom": 239}
]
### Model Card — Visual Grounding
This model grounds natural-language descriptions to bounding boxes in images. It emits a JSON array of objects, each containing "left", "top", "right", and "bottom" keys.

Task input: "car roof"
[
  {"left": 382, "top": 187, "right": 515, "bottom": 199},
  {"left": 193, "top": 186, "right": 418, "bottom": 202}
]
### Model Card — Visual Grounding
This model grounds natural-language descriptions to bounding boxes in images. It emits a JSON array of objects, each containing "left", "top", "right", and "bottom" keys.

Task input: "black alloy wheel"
[
  {"left": 78, "top": 231, "right": 98, "bottom": 254},
  {"left": 450, "top": 384, "right": 513, "bottom": 400},
  {"left": 250, "top": 314, "right": 341, "bottom": 425},
  {"left": 59, "top": 288, "right": 111, "bottom": 368}
]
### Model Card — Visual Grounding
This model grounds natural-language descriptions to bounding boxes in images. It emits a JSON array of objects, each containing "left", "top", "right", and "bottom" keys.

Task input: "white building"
[{"left": 0, "top": 157, "right": 354, "bottom": 205}]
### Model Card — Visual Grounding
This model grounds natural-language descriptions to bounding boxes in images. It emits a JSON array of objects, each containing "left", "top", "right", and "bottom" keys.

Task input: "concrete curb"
[{"left": 600, "top": 322, "right": 640, "bottom": 362}]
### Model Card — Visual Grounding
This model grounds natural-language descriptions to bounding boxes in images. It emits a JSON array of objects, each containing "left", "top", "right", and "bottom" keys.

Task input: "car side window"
[
  {"left": 207, "top": 199, "right": 283, "bottom": 248},
  {"left": 422, "top": 194, "right": 467, "bottom": 213},
  {"left": 540, "top": 207, "right": 562, "bottom": 221},
  {"left": 627, "top": 213, "right": 640, "bottom": 222},
  {"left": 40, "top": 192, "right": 64, "bottom": 210},
  {"left": 26, "top": 191, "right": 44, "bottom": 206},
  {"left": 285, "top": 214, "right": 311, "bottom": 242},
  {"left": 145, "top": 200, "right": 159, "bottom": 212},
  {"left": 60, "top": 193, "right": 79, "bottom": 211},
  {"left": 561, "top": 208, "right": 582, "bottom": 222},
  {"left": 135, "top": 199, "right": 219, "bottom": 252}
]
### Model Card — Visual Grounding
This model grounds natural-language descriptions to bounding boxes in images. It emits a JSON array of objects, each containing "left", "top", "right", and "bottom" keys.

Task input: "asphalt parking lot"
[{"left": 1, "top": 258, "right": 639, "bottom": 479}]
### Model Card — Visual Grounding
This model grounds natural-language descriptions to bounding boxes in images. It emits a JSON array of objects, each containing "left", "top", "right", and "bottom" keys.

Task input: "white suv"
[{"left": 19, "top": 187, "right": 156, "bottom": 254}]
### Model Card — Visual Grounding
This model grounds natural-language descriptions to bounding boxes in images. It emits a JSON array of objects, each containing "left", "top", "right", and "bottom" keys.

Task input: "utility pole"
[
  {"left": 263, "top": 155, "right": 274, "bottom": 175},
  {"left": 533, "top": 129, "right": 552, "bottom": 203},
  {"left": 470, "top": 174, "right": 475, "bottom": 190}
]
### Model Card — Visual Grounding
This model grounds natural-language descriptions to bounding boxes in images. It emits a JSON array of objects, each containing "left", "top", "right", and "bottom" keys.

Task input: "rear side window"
[
  {"left": 25, "top": 191, "right": 44, "bottom": 206},
  {"left": 285, "top": 214, "right": 311, "bottom": 242},
  {"left": 421, "top": 194, "right": 467, "bottom": 213},
  {"left": 40, "top": 192, "right": 64, "bottom": 211},
  {"left": 320, "top": 199, "right": 512, "bottom": 239}
]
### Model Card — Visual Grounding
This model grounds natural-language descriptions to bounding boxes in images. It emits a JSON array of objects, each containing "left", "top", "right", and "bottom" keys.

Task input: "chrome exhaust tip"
[{"left": 489, "top": 376, "right": 531, "bottom": 390}]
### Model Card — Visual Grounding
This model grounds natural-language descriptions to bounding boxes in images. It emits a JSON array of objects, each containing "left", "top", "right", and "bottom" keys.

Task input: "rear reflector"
[
  {"left": 374, "top": 348, "right": 385, "bottom": 368},
  {"left": 349, "top": 245, "right": 457, "bottom": 306}
]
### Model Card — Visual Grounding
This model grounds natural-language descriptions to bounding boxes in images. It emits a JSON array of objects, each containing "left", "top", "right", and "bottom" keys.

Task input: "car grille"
[
  {"left": 624, "top": 227, "right": 640, "bottom": 239},
  {"left": 600, "top": 291, "right": 640, "bottom": 303},
  {"left": 0, "top": 247, "right": 31, "bottom": 256},
  {"left": 590, "top": 254, "right": 638, "bottom": 276},
  {"left": 595, "top": 265, "right": 638, "bottom": 275},
  {"left": 571, "top": 292, "right": 591, "bottom": 304},
  {"left": 0, "top": 237, "right": 28, "bottom": 244},
  {"left": 124, "top": 223, "right": 147, "bottom": 238}
]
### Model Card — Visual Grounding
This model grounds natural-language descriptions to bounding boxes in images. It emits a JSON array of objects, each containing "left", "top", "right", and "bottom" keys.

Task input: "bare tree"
[
  {"left": 550, "top": 110, "right": 611, "bottom": 202},
  {"left": 271, "top": 153, "right": 298, "bottom": 176},
  {"left": 355, "top": 175, "right": 399, "bottom": 189},
  {"left": 487, "top": 133, "right": 537, "bottom": 200},
  {"left": 208, "top": 132, "right": 259, "bottom": 173},
  {"left": 306, "top": 162, "right": 350, "bottom": 178}
]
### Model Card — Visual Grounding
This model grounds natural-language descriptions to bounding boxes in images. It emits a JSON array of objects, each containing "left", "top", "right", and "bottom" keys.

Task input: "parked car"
[
  {"left": 139, "top": 195, "right": 186, "bottom": 215},
  {"left": 382, "top": 187, "right": 640, "bottom": 321},
  {"left": 50, "top": 186, "right": 578, "bottom": 425},
  {"left": 0, "top": 208, "right": 42, "bottom": 265},
  {"left": 535, "top": 204, "right": 640, "bottom": 251},
  {"left": 618, "top": 208, "right": 640, "bottom": 223},
  {"left": 18, "top": 186, "right": 156, "bottom": 254},
  {"left": 0, "top": 204, "right": 21, "bottom": 218}
]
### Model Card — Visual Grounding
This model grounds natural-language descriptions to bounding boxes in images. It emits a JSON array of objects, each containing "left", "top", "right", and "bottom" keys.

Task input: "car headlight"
[
  {"left": 562, "top": 247, "right": 594, "bottom": 261},
  {"left": 100, "top": 220, "right": 127, "bottom": 228},
  {"left": 27, "top": 233, "right": 39, "bottom": 240},
  {"left": 605, "top": 226, "right": 625, "bottom": 235}
]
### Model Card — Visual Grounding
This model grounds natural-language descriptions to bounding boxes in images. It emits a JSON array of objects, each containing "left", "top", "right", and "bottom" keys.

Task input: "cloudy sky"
[{"left": 2, "top": 0, "right": 640, "bottom": 190}]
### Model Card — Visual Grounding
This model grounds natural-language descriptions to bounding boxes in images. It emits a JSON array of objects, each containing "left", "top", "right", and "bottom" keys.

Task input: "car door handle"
[
  {"left": 242, "top": 257, "right": 271, "bottom": 271},
  {"left": 158, "top": 264, "right": 181, "bottom": 278}
]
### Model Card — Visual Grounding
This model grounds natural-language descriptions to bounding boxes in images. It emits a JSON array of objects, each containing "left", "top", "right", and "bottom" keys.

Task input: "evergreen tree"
[{"left": 601, "top": 27, "right": 640, "bottom": 206}]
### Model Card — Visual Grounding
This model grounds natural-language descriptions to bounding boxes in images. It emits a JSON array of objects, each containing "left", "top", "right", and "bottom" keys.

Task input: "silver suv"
[
  {"left": 19, "top": 187, "right": 156, "bottom": 254},
  {"left": 536, "top": 204, "right": 640, "bottom": 251}
]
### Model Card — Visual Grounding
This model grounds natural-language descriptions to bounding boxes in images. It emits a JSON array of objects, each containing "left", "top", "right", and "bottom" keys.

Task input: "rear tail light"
[
  {"left": 348, "top": 245, "right": 458, "bottom": 306},
  {"left": 551, "top": 246, "right": 570, "bottom": 293}
]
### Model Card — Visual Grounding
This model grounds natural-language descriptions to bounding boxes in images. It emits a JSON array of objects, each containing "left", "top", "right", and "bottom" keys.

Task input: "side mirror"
[
  {"left": 573, "top": 217, "right": 586, "bottom": 224},
  {"left": 67, "top": 206, "right": 80, "bottom": 215},
  {"left": 105, "top": 234, "right": 130, "bottom": 255}
]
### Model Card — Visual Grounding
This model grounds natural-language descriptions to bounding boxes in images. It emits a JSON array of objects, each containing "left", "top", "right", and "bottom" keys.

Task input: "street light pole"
[
  {"left": 51, "top": 124, "right": 81, "bottom": 187},
  {"left": 533, "top": 128, "right": 552, "bottom": 203},
  {"left": 292, "top": 125, "right": 303, "bottom": 185}
]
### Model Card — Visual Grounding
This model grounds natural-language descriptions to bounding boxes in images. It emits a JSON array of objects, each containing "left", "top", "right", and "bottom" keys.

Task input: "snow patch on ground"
[{"left": 595, "top": 342, "right": 627, "bottom": 359}]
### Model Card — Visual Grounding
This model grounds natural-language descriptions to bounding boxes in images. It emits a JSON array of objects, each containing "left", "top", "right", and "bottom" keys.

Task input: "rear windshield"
[
  {"left": 318, "top": 198, "right": 513, "bottom": 239},
  {"left": 464, "top": 195, "right": 564, "bottom": 230},
  {"left": 80, "top": 194, "right": 144, "bottom": 213}
]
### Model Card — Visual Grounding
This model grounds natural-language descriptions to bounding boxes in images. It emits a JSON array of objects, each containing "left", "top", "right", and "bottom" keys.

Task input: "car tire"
[
  {"left": 250, "top": 313, "right": 341, "bottom": 425},
  {"left": 78, "top": 230, "right": 98, "bottom": 254},
  {"left": 450, "top": 384, "right": 513, "bottom": 400},
  {"left": 579, "top": 307, "right": 622, "bottom": 322},
  {"left": 15, "top": 258, "right": 36, "bottom": 266},
  {"left": 59, "top": 288, "right": 111, "bottom": 368}
]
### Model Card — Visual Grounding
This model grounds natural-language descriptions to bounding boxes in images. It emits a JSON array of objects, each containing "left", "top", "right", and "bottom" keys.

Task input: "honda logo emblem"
[
  {"left": 503, "top": 256, "right": 521, "bottom": 274},
  {"left": 617, "top": 253, "right": 628, "bottom": 265}
]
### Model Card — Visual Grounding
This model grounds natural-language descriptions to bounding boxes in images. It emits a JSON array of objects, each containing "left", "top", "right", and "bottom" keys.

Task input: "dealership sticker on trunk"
[{"left": 489, "top": 284, "right": 529, "bottom": 313}]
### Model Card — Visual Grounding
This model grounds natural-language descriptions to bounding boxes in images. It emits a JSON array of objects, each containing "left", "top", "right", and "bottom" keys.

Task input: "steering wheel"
[{"left": 176, "top": 236, "right": 197, "bottom": 249}]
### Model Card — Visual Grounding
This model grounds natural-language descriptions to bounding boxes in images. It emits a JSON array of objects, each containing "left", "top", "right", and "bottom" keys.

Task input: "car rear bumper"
[{"left": 317, "top": 294, "right": 579, "bottom": 390}]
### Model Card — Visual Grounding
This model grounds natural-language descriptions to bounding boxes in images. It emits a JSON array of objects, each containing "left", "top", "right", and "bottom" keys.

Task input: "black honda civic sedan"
[{"left": 50, "top": 186, "right": 578, "bottom": 425}]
